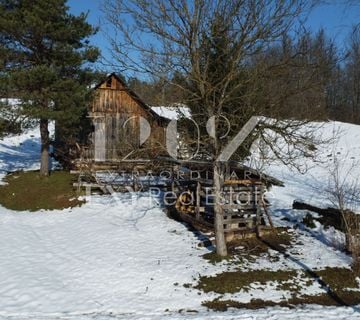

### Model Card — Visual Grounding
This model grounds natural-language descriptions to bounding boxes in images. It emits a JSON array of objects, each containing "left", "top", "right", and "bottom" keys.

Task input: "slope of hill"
[
  {"left": 266, "top": 121, "right": 360, "bottom": 211},
  {"left": 0, "top": 121, "right": 359, "bottom": 319}
]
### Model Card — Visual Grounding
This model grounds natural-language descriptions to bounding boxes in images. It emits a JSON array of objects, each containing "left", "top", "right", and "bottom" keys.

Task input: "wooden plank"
[
  {"left": 222, "top": 186, "right": 265, "bottom": 191},
  {"left": 178, "top": 210, "right": 214, "bottom": 229},
  {"left": 222, "top": 203, "right": 262, "bottom": 210},
  {"left": 262, "top": 200, "right": 274, "bottom": 228},
  {"left": 199, "top": 192, "right": 264, "bottom": 200},
  {"left": 223, "top": 217, "right": 255, "bottom": 224},
  {"left": 221, "top": 194, "right": 264, "bottom": 201},
  {"left": 224, "top": 179, "right": 263, "bottom": 185},
  {"left": 73, "top": 182, "right": 101, "bottom": 188},
  {"left": 222, "top": 187, "right": 265, "bottom": 192},
  {"left": 195, "top": 181, "right": 201, "bottom": 220},
  {"left": 223, "top": 226, "right": 256, "bottom": 233}
]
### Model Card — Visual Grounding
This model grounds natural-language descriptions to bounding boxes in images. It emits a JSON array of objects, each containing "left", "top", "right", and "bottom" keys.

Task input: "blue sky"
[
  {"left": 68, "top": 0, "right": 360, "bottom": 71},
  {"left": 308, "top": 2, "right": 360, "bottom": 43}
]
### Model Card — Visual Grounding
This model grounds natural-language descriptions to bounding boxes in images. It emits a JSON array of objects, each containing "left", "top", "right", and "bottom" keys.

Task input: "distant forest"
[{"left": 127, "top": 28, "right": 360, "bottom": 125}]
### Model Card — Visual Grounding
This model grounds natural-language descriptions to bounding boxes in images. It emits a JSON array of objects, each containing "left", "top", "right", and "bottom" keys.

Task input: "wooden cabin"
[{"left": 82, "top": 73, "right": 169, "bottom": 162}]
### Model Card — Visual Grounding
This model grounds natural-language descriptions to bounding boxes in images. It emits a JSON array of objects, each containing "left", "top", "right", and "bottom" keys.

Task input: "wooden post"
[
  {"left": 171, "top": 165, "right": 177, "bottom": 193},
  {"left": 133, "top": 176, "right": 138, "bottom": 192},
  {"left": 254, "top": 184, "right": 262, "bottom": 237},
  {"left": 195, "top": 181, "right": 201, "bottom": 221},
  {"left": 256, "top": 205, "right": 262, "bottom": 237},
  {"left": 77, "top": 173, "right": 82, "bottom": 193},
  {"left": 214, "top": 162, "right": 227, "bottom": 256},
  {"left": 262, "top": 199, "right": 274, "bottom": 228}
]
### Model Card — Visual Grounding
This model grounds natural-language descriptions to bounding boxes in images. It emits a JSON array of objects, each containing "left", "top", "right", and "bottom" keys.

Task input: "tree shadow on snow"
[{"left": 0, "top": 137, "right": 41, "bottom": 173}]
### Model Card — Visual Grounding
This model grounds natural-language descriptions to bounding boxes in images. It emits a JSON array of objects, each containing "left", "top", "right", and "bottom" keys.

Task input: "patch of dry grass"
[{"left": 0, "top": 170, "right": 84, "bottom": 211}]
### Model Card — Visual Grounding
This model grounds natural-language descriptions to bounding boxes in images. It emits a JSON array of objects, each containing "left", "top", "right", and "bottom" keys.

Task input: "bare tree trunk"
[
  {"left": 341, "top": 210, "right": 353, "bottom": 252},
  {"left": 213, "top": 161, "right": 227, "bottom": 256},
  {"left": 40, "top": 118, "right": 50, "bottom": 176}
]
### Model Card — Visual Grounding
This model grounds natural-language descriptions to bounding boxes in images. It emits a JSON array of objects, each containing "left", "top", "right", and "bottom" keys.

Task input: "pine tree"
[{"left": 0, "top": 0, "right": 100, "bottom": 175}]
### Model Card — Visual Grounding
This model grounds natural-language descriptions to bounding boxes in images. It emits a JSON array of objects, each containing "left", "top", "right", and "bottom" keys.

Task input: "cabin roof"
[
  {"left": 94, "top": 73, "right": 170, "bottom": 123},
  {"left": 151, "top": 105, "right": 191, "bottom": 120}
]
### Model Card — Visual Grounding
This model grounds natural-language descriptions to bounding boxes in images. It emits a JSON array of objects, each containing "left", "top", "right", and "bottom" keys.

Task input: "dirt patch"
[
  {"left": 203, "top": 291, "right": 360, "bottom": 311},
  {"left": 195, "top": 269, "right": 298, "bottom": 294},
  {"left": 230, "top": 228, "right": 293, "bottom": 254},
  {"left": 202, "top": 227, "right": 294, "bottom": 263},
  {"left": 302, "top": 213, "right": 316, "bottom": 229},
  {"left": 316, "top": 267, "right": 359, "bottom": 291},
  {"left": 200, "top": 266, "right": 360, "bottom": 310}
]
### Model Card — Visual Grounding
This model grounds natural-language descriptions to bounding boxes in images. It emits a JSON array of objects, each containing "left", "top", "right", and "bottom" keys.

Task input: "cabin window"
[{"left": 106, "top": 77, "right": 112, "bottom": 88}]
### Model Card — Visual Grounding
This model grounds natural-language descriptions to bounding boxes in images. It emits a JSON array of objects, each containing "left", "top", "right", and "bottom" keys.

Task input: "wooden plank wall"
[{"left": 89, "top": 75, "right": 166, "bottom": 160}]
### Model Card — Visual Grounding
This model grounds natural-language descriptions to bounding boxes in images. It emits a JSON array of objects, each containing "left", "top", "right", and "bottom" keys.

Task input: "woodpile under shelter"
[{"left": 165, "top": 159, "right": 284, "bottom": 240}]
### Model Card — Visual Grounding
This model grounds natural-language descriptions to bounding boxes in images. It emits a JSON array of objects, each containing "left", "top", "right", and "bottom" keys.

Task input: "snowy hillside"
[
  {"left": 266, "top": 121, "right": 360, "bottom": 211},
  {"left": 0, "top": 121, "right": 359, "bottom": 319}
]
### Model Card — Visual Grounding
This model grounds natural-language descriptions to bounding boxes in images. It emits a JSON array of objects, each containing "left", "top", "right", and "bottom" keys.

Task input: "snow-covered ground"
[
  {"left": 0, "top": 121, "right": 360, "bottom": 319},
  {"left": 265, "top": 121, "right": 360, "bottom": 211}
]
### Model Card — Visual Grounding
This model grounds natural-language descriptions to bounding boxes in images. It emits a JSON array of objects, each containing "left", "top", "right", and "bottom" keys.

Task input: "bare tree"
[
  {"left": 103, "top": 0, "right": 326, "bottom": 256},
  {"left": 325, "top": 152, "right": 360, "bottom": 257}
]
